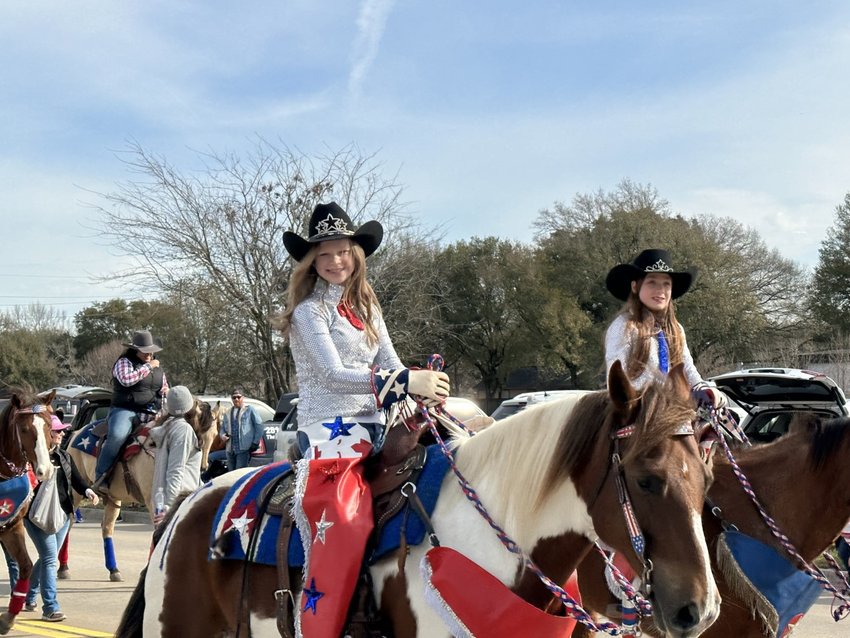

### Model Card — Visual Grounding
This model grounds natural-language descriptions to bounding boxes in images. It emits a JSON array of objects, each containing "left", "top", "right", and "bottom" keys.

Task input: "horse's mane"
[
  {"left": 726, "top": 413, "right": 850, "bottom": 474},
  {"left": 451, "top": 393, "right": 591, "bottom": 538},
  {"left": 190, "top": 401, "right": 215, "bottom": 437}
]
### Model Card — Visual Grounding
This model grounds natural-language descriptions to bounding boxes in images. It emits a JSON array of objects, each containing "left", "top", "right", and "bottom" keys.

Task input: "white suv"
[
  {"left": 490, "top": 390, "right": 592, "bottom": 420},
  {"left": 708, "top": 368, "right": 849, "bottom": 443}
]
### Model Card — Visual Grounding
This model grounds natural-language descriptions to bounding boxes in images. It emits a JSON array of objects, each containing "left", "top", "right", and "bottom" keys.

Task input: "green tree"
[
  {"left": 93, "top": 140, "right": 435, "bottom": 400},
  {"left": 535, "top": 180, "right": 808, "bottom": 385},
  {"left": 811, "top": 193, "right": 850, "bottom": 334},
  {"left": 434, "top": 238, "right": 542, "bottom": 401}
]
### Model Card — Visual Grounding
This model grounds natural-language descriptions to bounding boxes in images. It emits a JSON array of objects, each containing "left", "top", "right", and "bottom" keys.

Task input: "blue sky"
[{"left": 2, "top": 1, "right": 849, "bottom": 320}]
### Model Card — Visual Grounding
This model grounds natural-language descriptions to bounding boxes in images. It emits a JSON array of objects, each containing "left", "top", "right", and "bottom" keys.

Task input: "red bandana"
[{"left": 337, "top": 302, "right": 364, "bottom": 331}]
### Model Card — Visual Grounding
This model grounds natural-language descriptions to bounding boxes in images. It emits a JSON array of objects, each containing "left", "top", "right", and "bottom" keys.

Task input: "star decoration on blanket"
[
  {"left": 390, "top": 381, "right": 405, "bottom": 398},
  {"left": 229, "top": 511, "right": 254, "bottom": 542},
  {"left": 322, "top": 416, "right": 354, "bottom": 440},
  {"left": 374, "top": 367, "right": 391, "bottom": 381},
  {"left": 0, "top": 499, "right": 13, "bottom": 518},
  {"left": 79, "top": 435, "right": 94, "bottom": 451},
  {"left": 314, "top": 509, "right": 334, "bottom": 544},
  {"left": 303, "top": 578, "right": 324, "bottom": 615}
]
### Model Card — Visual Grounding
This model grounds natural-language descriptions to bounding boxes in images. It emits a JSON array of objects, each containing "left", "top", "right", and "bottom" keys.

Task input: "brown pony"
[
  {"left": 575, "top": 412, "right": 850, "bottom": 638},
  {"left": 66, "top": 399, "right": 214, "bottom": 582},
  {"left": 0, "top": 390, "right": 56, "bottom": 635},
  {"left": 117, "top": 362, "right": 720, "bottom": 638}
]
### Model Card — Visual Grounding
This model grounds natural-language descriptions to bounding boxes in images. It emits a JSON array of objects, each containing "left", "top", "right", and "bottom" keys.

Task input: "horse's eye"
[{"left": 636, "top": 475, "right": 665, "bottom": 494}]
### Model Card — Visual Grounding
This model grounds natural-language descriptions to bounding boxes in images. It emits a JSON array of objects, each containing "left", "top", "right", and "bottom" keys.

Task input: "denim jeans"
[
  {"left": 23, "top": 517, "right": 71, "bottom": 614},
  {"left": 227, "top": 450, "right": 251, "bottom": 471},
  {"left": 95, "top": 407, "right": 136, "bottom": 481}
]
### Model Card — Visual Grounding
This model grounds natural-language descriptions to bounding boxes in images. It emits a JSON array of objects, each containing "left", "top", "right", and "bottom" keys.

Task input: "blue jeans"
[
  {"left": 95, "top": 407, "right": 136, "bottom": 481},
  {"left": 227, "top": 450, "right": 251, "bottom": 471},
  {"left": 23, "top": 517, "right": 71, "bottom": 614}
]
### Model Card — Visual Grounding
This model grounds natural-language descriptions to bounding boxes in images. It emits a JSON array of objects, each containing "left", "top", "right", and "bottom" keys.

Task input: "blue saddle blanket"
[
  {"left": 210, "top": 446, "right": 450, "bottom": 567},
  {"left": 720, "top": 530, "right": 822, "bottom": 637},
  {"left": 70, "top": 421, "right": 102, "bottom": 457},
  {"left": 0, "top": 474, "right": 32, "bottom": 524}
]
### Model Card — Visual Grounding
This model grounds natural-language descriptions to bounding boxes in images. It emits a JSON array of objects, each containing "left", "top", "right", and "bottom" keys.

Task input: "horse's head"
[
  {"left": 1, "top": 389, "right": 55, "bottom": 481},
  {"left": 191, "top": 399, "right": 217, "bottom": 471},
  {"left": 590, "top": 362, "right": 720, "bottom": 637}
]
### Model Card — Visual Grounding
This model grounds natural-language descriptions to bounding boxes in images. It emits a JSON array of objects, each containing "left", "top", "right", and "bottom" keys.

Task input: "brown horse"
[
  {"left": 66, "top": 399, "right": 214, "bottom": 581},
  {"left": 575, "top": 413, "right": 850, "bottom": 638},
  {"left": 0, "top": 390, "right": 56, "bottom": 635},
  {"left": 117, "top": 362, "right": 720, "bottom": 638}
]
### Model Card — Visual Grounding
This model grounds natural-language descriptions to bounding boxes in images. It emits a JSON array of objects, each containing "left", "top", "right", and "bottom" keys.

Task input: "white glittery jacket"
[
  {"left": 604, "top": 313, "right": 702, "bottom": 390},
  {"left": 289, "top": 280, "right": 403, "bottom": 431}
]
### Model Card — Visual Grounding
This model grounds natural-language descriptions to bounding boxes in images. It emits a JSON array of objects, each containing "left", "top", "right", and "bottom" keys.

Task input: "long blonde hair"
[
  {"left": 277, "top": 240, "right": 381, "bottom": 345},
  {"left": 621, "top": 278, "right": 685, "bottom": 381}
]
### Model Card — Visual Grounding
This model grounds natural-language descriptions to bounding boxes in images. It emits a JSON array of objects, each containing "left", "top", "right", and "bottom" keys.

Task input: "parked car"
[
  {"left": 273, "top": 396, "right": 489, "bottom": 463},
  {"left": 39, "top": 385, "right": 107, "bottom": 423},
  {"left": 708, "top": 368, "right": 850, "bottom": 443},
  {"left": 491, "top": 390, "right": 592, "bottom": 420}
]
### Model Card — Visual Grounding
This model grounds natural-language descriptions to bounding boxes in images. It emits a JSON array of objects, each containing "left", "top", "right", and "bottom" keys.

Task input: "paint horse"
[
  {"left": 117, "top": 361, "right": 720, "bottom": 638},
  {"left": 576, "top": 412, "right": 850, "bottom": 638},
  {"left": 0, "top": 390, "right": 56, "bottom": 635},
  {"left": 66, "top": 399, "right": 214, "bottom": 582}
]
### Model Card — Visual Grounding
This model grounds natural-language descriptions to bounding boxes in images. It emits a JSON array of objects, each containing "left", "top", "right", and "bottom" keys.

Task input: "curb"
[{"left": 77, "top": 506, "right": 152, "bottom": 525}]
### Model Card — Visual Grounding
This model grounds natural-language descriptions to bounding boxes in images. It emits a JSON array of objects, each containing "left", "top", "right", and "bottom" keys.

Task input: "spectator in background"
[
  {"left": 150, "top": 386, "right": 202, "bottom": 524},
  {"left": 219, "top": 388, "right": 263, "bottom": 471},
  {"left": 23, "top": 415, "right": 98, "bottom": 622}
]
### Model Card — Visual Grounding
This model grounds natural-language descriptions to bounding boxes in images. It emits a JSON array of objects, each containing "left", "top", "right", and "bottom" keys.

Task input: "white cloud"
[{"left": 348, "top": 0, "right": 397, "bottom": 100}]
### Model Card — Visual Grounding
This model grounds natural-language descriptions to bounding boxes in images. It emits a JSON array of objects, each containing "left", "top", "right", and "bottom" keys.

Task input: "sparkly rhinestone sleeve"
[
  {"left": 373, "top": 313, "right": 403, "bottom": 370},
  {"left": 290, "top": 299, "right": 374, "bottom": 394},
  {"left": 678, "top": 322, "right": 703, "bottom": 387}
]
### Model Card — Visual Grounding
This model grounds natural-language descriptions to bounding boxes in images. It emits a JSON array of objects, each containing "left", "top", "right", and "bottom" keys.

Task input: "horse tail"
[{"left": 115, "top": 566, "right": 146, "bottom": 638}]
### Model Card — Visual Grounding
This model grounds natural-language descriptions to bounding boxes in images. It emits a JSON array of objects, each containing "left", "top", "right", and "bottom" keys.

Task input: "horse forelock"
[{"left": 620, "top": 380, "right": 696, "bottom": 466}]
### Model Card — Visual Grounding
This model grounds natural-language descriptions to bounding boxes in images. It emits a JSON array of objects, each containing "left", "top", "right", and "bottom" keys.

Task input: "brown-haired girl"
[{"left": 280, "top": 202, "right": 449, "bottom": 638}]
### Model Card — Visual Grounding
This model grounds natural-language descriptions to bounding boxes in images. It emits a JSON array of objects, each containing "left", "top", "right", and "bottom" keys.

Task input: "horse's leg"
[
  {"left": 0, "top": 527, "right": 33, "bottom": 635},
  {"left": 102, "top": 498, "right": 123, "bottom": 582}
]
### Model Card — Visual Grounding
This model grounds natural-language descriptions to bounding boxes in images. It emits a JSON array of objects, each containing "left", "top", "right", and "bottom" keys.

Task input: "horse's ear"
[
  {"left": 608, "top": 360, "right": 637, "bottom": 418},
  {"left": 10, "top": 393, "right": 22, "bottom": 410},
  {"left": 665, "top": 363, "right": 691, "bottom": 403},
  {"left": 42, "top": 390, "right": 56, "bottom": 407}
]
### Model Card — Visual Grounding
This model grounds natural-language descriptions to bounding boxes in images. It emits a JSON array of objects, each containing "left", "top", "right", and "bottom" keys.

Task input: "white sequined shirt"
[
  {"left": 604, "top": 313, "right": 702, "bottom": 390},
  {"left": 289, "top": 280, "right": 403, "bottom": 431}
]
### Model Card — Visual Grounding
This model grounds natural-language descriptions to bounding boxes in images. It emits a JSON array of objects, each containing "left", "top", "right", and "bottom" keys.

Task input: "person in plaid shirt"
[{"left": 93, "top": 330, "right": 168, "bottom": 493}]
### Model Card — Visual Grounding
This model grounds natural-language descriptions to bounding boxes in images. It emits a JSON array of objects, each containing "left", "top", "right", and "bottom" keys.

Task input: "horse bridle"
[
  {"left": 593, "top": 421, "right": 696, "bottom": 598},
  {"left": 0, "top": 403, "right": 48, "bottom": 479}
]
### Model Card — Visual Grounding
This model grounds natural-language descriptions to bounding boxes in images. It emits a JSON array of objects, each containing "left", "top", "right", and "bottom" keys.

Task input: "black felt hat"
[
  {"left": 122, "top": 330, "right": 163, "bottom": 354},
  {"left": 283, "top": 202, "right": 383, "bottom": 262},
  {"left": 605, "top": 249, "right": 696, "bottom": 301}
]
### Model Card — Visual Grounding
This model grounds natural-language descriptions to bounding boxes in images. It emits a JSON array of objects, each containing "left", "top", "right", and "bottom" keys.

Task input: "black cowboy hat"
[
  {"left": 123, "top": 330, "right": 163, "bottom": 354},
  {"left": 605, "top": 248, "right": 696, "bottom": 301},
  {"left": 283, "top": 202, "right": 383, "bottom": 262}
]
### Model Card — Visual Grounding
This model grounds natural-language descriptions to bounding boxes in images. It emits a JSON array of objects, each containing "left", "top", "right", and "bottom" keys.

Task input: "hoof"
[
  {"left": 109, "top": 570, "right": 123, "bottom": 582},
  {"left": 57, "top": 567, "right": 70, "bottom": 580},
  {"left": 0, "top": 611, "right": 14, "bottom": 635}
]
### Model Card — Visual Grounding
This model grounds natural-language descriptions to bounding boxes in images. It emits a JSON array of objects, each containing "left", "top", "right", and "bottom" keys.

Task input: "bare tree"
[{"left": 92, "top": 140, "right": 438, "bottom": 398}]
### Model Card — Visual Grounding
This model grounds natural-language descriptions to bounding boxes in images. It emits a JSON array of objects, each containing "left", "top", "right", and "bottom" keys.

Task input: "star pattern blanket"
[{"left": 210, "top": 445, "right": 450, "bottom": 567}]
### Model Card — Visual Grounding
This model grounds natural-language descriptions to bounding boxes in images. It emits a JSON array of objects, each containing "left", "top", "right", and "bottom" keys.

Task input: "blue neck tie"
[{"left": 657, "top": 328, "right": 669, "bottom": 374}]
